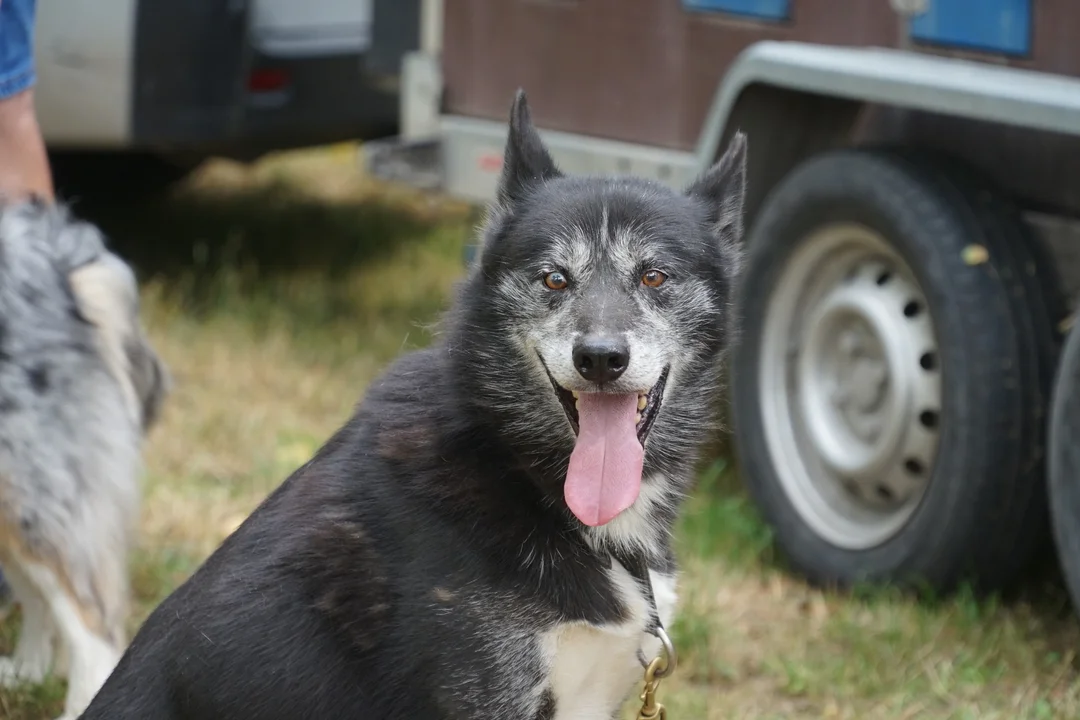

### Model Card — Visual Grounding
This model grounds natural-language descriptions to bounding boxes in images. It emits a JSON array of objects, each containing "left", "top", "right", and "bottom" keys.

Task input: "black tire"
[
  {"left": 895, "top": 151, "right": 1065, "bottom": 580},
  {"left": 731, "top": 148, "right": 1055, "bottom": 593},
  {"left": 1050, "top": 323, "right": 1080, "bottom": 613}
]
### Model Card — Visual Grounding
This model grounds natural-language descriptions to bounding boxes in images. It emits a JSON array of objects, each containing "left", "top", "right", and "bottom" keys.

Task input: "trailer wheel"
[
  {"left": 731, "top": 148, "right": 1055, "bottom": 592},
  {"left": 1050, "top": 324, "right": 1080, "bottom": 613},
  {"left": 897, "top": 151, "right": 1065, "bottom": 577}
]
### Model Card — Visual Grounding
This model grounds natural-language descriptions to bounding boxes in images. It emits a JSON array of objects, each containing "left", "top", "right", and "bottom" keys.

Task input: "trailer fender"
[{"left": 699, "top": 41, "right": 1080, "bottom": 223}]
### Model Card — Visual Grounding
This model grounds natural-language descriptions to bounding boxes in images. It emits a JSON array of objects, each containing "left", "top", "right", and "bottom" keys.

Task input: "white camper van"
[{"left": 34, "top": 0, "right": 417, "bottom": 175}]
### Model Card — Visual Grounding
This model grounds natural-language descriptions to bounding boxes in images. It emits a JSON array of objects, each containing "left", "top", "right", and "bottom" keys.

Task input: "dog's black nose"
[{"left": 573, "top": 337, "right": 630, "bottom": 383}]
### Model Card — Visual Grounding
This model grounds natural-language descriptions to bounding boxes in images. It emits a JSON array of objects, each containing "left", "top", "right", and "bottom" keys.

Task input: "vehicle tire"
[
  {"left": 896, "top": 150, "right": 1066, "bottom": 577},
  {"left": 730, "top": 147, "right": 1057, "bottom": 592},
  {"left": 1050, "top": 322, "right": 1080, "bottom": 614}
]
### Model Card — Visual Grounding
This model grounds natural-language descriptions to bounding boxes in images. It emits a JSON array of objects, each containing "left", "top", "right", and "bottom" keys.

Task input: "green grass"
[{"left": 3, "top": 145, "right": 1080, "bottom": 718}]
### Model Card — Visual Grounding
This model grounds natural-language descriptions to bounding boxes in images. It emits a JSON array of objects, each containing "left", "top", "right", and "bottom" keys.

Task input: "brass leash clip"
[
  {"left": 637, "top": 656, "right": 668, "bottom": 720},
  {"left": 637, "top": 625, "right": 676, "bottom": 720}
]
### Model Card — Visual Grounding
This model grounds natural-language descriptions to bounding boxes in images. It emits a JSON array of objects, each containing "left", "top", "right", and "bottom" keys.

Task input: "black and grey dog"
[{"left": 79, "top": 91, "right": 747, "bottom": 720}]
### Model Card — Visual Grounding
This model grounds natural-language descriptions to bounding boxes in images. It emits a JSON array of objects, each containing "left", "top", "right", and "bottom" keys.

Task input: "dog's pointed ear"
[
  {"left": 497, "top": 89, "right": 560, "bottom": 206},
  {"left": 685, "top": 131, "right": 747, "bottom": 245}
]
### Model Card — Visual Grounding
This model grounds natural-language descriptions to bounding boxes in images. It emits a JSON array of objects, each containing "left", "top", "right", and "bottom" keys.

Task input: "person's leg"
[
  {"left": 0, "top": 0, "right": 53, "bottom": 201},
  {"left": 0, "top": 0, "right": 52, "bottom": 602}
]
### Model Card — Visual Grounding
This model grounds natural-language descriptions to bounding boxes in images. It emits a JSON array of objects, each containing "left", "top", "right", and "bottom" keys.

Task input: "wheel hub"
[
  {"left": 834, "top": 324, "right": 888, "bottom": 425},
  {"left": 760, "top": 224, "right": 942, "bottom": 550}
]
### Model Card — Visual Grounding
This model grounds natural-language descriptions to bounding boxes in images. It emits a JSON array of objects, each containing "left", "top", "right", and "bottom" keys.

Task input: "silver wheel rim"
[{"left": 759, "top": 223, "right": 942, "bottom": 550}]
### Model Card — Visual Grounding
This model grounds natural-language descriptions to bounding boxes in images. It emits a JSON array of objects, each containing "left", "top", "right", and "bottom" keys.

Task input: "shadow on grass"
[
  {"left": 94, "top": 186, "right": 436, "bottom": 278},
  {"left": 59, "top": 170, "right": 477, "bottom": 368},
  {"left": 77, "top": 177, "right": 458, "bottom": 282},
  {"left": 49, "top": 147, "right": 459, "bottom": 278}
]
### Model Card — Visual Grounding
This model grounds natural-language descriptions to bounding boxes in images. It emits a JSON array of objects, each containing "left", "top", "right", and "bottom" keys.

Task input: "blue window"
[
  {"left": 910, "top": 0, "right": 1031, "bottom": 56},
  {"left": 682, "top": 0, "right": 790, "bottom": 23}
]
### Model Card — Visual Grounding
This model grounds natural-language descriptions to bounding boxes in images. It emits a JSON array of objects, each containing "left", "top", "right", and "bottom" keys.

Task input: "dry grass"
[
  {"left": 2, "top": 145, "right": 1080, "bottom": 719},
  {"left": 626, "top": 467, "right": 1080, "bottom": 719}
]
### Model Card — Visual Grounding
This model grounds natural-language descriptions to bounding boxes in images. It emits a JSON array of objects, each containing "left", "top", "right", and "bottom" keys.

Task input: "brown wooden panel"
[{"left": 442, "top": 0, "right": 1080, "bottom": 151}]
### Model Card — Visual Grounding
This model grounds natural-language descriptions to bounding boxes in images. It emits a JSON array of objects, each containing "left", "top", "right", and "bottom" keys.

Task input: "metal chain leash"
[{"left": 636, "top": 625, "right": 677, "bottom": 720}]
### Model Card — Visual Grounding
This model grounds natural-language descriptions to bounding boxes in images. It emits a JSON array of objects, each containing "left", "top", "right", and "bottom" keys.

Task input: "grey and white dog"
[
  {"left": 0, "top": 200, "right": 168, "bottom": 720},
  {"left": 79, "top": 91, "right": 745, "bottom": 720}
]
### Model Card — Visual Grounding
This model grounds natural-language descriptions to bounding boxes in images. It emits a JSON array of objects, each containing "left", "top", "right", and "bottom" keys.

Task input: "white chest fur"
[{"left": 541, "top": 562, "right": 677, "bottom": 720}]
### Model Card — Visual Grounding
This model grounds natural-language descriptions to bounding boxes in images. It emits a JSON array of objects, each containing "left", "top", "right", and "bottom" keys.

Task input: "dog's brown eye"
[
  {"left": 543, "top": 272, "right": 569, "bottom": 290},
  {"left": 641, "top": 269, "right": 668, "bottom": 288}
]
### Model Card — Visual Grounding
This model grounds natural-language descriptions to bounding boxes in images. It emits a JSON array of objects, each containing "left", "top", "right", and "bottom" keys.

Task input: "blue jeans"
[{"left": 0, "top": 0, "right": 37, "bottom": 100}]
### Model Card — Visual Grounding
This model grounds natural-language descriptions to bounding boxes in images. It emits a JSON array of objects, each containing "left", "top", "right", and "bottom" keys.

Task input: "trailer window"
[
  {"left": 909, "top": 0, "right": 1031, "bottom": 57},
  {"left": 682, "top": 0, "right": 789, "bottom": 22}
]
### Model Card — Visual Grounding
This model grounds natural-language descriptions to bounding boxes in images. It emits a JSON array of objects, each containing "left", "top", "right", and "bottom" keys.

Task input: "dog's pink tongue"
[{"left": 565, "top": 393, "right": 644, "bottom": 526}]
